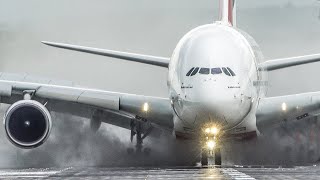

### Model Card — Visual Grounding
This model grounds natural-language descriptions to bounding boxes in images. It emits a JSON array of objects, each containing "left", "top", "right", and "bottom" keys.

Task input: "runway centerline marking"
[{"left": 221, "top": 168, "right": 256, "bottom": 180}]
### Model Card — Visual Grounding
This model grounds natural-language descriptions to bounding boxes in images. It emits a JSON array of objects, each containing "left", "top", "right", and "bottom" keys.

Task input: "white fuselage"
[{"left": 168, "top": 23, "right": 266, "bottom": 137}]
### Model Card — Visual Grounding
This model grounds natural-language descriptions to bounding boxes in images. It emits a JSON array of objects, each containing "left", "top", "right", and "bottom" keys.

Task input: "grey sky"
[
  {"left": 0, "top": 0, "right": 320, "bottom": 97},
  {"left": 0, "top": 0, "right": 320, "bottom": 167}
]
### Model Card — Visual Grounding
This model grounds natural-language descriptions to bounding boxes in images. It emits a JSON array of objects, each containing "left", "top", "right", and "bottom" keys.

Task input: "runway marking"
[
  {"left": 0, "top": 167, "right": 72, "bottom": 178},
  {"left": 221, "top": 168, "right": 256, "bottom": 180}
]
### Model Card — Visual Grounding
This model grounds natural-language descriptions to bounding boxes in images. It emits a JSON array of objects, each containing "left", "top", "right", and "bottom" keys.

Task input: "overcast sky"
[
  {"left": 1, "top": 0, "right": 320, "bottom": 167},
  {"left": 0, "top": 0, "right": 320, "bottom": 98}
]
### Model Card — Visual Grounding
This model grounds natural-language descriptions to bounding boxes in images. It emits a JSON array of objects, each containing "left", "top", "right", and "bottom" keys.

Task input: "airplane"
[{"left": 1, "top": 0, "right": 320, "bottom": 166}]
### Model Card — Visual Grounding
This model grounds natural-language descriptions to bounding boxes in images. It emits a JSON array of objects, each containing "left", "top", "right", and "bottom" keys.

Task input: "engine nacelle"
[{"left": 4, "top": 100, "right": 52, "bottom": 149}]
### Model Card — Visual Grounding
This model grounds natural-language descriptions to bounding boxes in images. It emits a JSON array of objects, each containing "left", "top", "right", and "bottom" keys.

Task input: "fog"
[{"left": 0, "top": 0, "right": 320, "bottom": 167}]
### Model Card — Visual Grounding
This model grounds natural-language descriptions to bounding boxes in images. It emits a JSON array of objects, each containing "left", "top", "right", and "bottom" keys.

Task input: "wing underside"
[{"left": 256, "top": 92, "right": 320, "bottom": 133}]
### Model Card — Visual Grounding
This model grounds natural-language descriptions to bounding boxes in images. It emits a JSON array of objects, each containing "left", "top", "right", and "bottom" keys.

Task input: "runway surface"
[{"left": 0, "top": 165, "right": 320, "bottom": 179}]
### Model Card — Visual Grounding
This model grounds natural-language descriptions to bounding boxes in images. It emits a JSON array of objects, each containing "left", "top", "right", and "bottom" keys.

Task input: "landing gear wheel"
[
  {"left": 201, "top": 149, "right": 208, "bottom": 166},
  {"left": 215, "top": 148, "right": 222, "bottom": 165}
]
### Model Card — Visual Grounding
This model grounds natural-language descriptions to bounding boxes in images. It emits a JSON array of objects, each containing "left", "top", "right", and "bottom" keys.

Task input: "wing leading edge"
[
  {"left": 259, "top": 53, "right": 320, "bottom": 71},
  {"left": 0, "top": 74, "right": 174, "bottom": 132},
  {"left": 42, "top": 41, "right": 170, "bottom": 68}
]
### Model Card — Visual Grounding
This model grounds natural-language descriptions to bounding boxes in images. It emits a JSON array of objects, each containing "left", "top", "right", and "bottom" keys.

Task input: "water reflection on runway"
[{"left": 0, "top": 165, "right": 320, "bottom": 179}]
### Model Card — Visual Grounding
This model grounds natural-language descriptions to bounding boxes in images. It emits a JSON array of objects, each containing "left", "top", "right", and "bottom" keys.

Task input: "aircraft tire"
[
  {"left": 215, "top": 148, "right": 222, "bottom": 165},
  {"left": 201, "top": 149, "right": 208, "bottom": 166}
]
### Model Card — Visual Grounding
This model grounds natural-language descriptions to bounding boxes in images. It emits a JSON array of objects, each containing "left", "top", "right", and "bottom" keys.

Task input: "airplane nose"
[{"left": 194, "top": 89, "right": 252, "bottom": 128}]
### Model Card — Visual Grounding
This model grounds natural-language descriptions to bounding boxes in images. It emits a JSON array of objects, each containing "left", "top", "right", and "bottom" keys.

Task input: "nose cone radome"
[{"left": 194, "top": 89, "right": 252, "bottom": 129}]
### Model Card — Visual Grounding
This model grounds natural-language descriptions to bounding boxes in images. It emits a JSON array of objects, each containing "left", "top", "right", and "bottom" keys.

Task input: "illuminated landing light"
[
  {"left": 204, "top": 127, "right": 219, "bottom": 135},
  {"left": 282, "top": 102, "right": 287, "bottom": 111},
  {"left": 143, "top": 102, "right": 149, "bottom": 112},
  {"left": 211, "top": 127, "right": 219, "bottom": 135},
  {"left": 205, "top": 128, "right": 210, "bottom": 134},
  {"left": 207, "top": 140, "right": 215, "bottom": 150}
]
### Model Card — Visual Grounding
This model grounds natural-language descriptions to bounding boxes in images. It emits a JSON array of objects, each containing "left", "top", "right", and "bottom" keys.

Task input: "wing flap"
[
  {"left": 42, "top": 41, "right": 170, "bottom": 68},
  {"left": 35, "top": 86, "right": 120, "bottom": 110}
]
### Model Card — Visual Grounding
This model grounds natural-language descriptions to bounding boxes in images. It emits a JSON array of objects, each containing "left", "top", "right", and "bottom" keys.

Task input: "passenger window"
[
  {"left": 199, "top": 68, "right": 210, "bottom": 75},
  {"left": 227, "top": 67, "right": 236, "bottom": 76},
  {"left": 190, "top": 67, "right": 199, "bottom": 76},
  {"left": 222, "top": 67, "right": 231, "bottom": 76},
  {"left": 186, "top": 67, "right": 195, "bottom": 76},
  {"left": 211, "top": 68, "right": 222, "bottom": 75}
]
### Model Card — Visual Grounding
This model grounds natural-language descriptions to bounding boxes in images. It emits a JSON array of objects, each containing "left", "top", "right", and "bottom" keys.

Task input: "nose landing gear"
[
  {"left": 201, "top": 147, "right": 222, "bottom": 166},
  {"left": 201, "top": 127, "right": 222, "bottom": 166}
]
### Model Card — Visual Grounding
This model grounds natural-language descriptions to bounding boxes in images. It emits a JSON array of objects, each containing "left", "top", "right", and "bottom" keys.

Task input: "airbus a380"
[{"left": 1, "top": 0, "right": 320, "bottom": 165}]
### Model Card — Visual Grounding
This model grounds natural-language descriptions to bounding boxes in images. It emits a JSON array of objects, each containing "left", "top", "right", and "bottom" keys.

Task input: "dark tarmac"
[{"left": 1, "top": 165, "right": 320, "bottom": 179}]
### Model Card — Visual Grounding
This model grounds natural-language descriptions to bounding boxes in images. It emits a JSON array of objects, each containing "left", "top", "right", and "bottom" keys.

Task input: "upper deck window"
[
  {"left": 199, "top": 68, "right": 210, "bottom": 75},
  {"left": 227, "top": 67, "right": 236, "bottom": 76},
  {"left": 186, "top": 67, "right": 195, "bottom": 76},
  {"left": 222, "top": 67, "right": 231, "bottom": 76},
  {"left": 211, "top": 68, "right": 222, "bottom": 75},
  {"left": 190, "top": 67, "right": 199, "bottom": 76}
]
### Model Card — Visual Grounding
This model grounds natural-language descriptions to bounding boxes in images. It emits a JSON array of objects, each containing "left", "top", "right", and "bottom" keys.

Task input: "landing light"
[
  {"left": 143, "top": 102, "right": 149, "bottom": 112},
  {"left": 204, "top": 127, "right": 219, "bottom": 135},
  {"left": 207, "top": 140, "right": 215, "bottom": 150},
  {"left": 211, "top": 127, "right": 219, "bottom": 135},
  {"left": 282, "top": 102, "right": 287, "bottom": 111},
  {"left": 205, "top": 128, "right": 210, "bottom": 134}
]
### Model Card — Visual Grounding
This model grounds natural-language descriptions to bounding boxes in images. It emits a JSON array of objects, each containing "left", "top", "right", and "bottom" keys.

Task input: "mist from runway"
[
  {"left": 0, "top": 109, "right": 200, "bottom": 168},
  {"left": 0, "top": 0, "right": 320, "bottom": 167},
  {"left": 225, "top": 117, "right": 320, "bottom": 165}
]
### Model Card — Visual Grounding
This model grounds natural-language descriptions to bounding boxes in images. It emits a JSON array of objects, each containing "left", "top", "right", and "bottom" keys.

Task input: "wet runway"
[{"left": 1, "top": 165, "right": 320, "bottom": 179}]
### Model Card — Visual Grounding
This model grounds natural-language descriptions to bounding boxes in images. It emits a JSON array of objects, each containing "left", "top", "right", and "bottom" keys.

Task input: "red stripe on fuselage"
[{"left": 228, "top": 0, "right": 233, "bottom": 25}]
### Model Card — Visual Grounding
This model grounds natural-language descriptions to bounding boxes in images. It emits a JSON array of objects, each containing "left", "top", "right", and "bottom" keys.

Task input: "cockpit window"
[
  {"left": 186, "top": 67, "right": 235, "bottom": 77},
  {"left": 190, "top": 67, "right": 199, "bottom": 76},
  {"left": 227, "top": 67, "right": 236, "bottom": 76},
  {"left": 199, "top": 68, "right": 210, "bottom": 75},
  {"left": 222, "top": 67, "right": 231, "bottom": 76},
  {"left": 211, "top": 68, "right": 222, "bottom": 75},
  {"left": 186, "top": 67, "right": 195, "bottom": 76}
]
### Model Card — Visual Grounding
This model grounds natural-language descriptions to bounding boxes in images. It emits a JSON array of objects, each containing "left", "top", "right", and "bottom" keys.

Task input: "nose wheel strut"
[
  {"left": 201, "top": 127, "right": 222, "bottom": 166},
  {"left": 201, "top": 147, "right": 222, "bottom": 166}
]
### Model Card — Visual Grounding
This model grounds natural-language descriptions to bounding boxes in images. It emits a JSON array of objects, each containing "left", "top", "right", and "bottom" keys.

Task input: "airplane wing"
[
  {"left": 41, "top": 41, "right": 170, "bottom": 68},
  {"left": 42, "top": 41, "right": 320, "bottom": 71},
  {"left": 0, "top": 73, "right": 174, "bottom": 137},
  {"left": 256, "top": 92, "right": 320, "bottom": 133},
  {"left": 259, "top": 53, "right": 320, "bottom": 71}
]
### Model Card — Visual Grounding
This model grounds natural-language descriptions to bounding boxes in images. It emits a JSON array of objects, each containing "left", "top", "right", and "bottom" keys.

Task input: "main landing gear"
[
  {"left": 201, "top": 126, "right": 222, "bottom": 166},
  {"left": 127, "top": 120, "right": 152, "bottom": 155}
]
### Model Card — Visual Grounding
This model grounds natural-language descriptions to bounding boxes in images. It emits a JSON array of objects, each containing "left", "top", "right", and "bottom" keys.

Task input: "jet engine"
[{"left": 4, "top": 100, "right": 52, "bottom": 148}]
